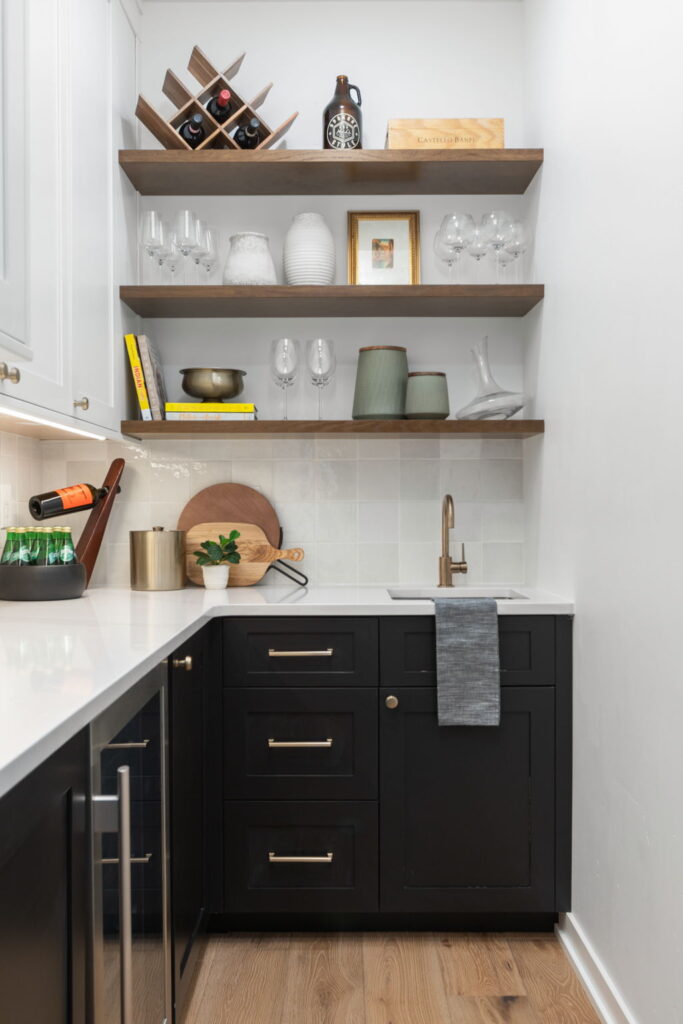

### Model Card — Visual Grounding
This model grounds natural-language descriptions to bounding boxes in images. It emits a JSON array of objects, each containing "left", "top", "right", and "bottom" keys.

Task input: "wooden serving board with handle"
[{"left": 186, "top": 522, "right": 304, "bottom": 587}]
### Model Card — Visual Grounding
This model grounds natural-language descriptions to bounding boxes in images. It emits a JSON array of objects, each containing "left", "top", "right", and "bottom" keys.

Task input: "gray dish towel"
[{"left": 434, "top": 598, "right": 500, "bottom": 726}]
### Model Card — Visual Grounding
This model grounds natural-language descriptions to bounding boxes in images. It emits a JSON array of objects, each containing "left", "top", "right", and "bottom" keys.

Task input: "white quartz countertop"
[{"left": 0, "top": 584, "right": 572, "bottom": 800}]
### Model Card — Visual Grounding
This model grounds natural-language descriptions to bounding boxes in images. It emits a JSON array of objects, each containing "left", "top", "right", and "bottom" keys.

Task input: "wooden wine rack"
[{"left": 135, "top": 46, "right": 299, "bottom": 152}]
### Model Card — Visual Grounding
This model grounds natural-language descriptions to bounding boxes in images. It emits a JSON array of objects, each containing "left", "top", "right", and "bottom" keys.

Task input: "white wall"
[{"left": 523, "top": 2, "right": 683, "bottom": 1021}]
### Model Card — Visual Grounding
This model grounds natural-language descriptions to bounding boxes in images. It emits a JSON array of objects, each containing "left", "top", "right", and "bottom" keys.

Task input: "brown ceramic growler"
[{"left": 323, "top": 75, "right": 362, "bottom": 150}]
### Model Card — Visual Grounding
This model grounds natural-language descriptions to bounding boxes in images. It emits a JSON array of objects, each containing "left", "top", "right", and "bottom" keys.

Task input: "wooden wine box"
[{"left": 385, "top": 118, "right": 504, "bottom": 149}]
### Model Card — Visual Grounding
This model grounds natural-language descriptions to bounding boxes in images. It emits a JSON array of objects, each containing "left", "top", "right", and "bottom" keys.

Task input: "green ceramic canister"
[
  {"left": 405, "top": 371, "right": 450, "bottom": 420},
  {"left": 352, "top": 346, "right": 408, "bottom": 420}
]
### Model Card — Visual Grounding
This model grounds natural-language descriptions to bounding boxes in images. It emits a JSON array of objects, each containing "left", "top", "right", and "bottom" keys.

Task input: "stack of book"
[
  {"left": 124, "top": 334, "right": 257, "bottom": 421},
  {"left": 165, "top": 403, "right": 257, "bottom": 421}
]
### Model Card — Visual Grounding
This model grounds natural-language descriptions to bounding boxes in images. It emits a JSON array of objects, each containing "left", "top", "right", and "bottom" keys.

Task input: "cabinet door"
[
  {"left": 169, "top": 628, "right": 207, "bottom": 1022},
  {"left": 0, "top": 731, "right": 88, "bottom": 1023},
  {"left": 380, "top": 686, "right": 556, "bottom": 912}
]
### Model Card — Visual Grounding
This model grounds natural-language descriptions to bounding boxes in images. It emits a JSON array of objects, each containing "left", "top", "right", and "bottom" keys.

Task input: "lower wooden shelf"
[{"left": 120, "top": 419, "right": 544, "bottom": 440}]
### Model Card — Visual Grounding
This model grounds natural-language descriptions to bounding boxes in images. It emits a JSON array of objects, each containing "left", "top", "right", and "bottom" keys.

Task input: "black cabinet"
[
  {"left": 379, "top": 686, "right": 556, "bottom": 912},
  {"left": 0, "top": 731, "right": 88, "bottom": 1024},
  {"left": 169, "top": 627, "right": 208, "bottom": 1022}
]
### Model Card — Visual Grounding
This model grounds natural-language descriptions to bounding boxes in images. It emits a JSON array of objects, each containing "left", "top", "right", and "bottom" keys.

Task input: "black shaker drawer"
[
  {"left": 224, "top": 801, "right": 378, "bottom": 913},
  {"left": 223, "top": 618, "right": 378, "bottom": 686},
  {"left": 380, "top": 615, "right": 557, "bottom": 686},
  {"left": 224, "top": 688, "right": 378, "bottom": 800}
]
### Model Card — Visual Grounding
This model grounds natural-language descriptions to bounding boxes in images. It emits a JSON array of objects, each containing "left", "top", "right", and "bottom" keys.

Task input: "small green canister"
[
  {"left": 352, "top": 346, "right": 408, "bottom": 420},
  {"left": 405, "top": 371, "right": 450, "bottom": 420}
]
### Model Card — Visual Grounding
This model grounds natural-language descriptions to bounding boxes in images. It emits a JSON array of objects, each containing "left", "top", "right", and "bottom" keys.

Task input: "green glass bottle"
[
  {"left": 1, "top": 529, "right": 17, "bottom": 564},
  {"left": 47, "top": 529, "right": 60, "bottom": 566},
  {"left": 34, "top": 528, "right": 51, "bottom": 566},
  {"left": 14, "top": 528, "right": 32, "bottom": 565},
  {"left": 56, "top": 526, "right": 77, "bottom": 565}
]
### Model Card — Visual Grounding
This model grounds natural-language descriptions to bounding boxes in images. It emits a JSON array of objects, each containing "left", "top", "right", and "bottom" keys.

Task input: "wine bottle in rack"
[
  {"left": 206, "top": 88, "right": 233, "bottom": 124},
  {"left": 178, "top": 112, "right": 206, "bottom": 149},
  {"left": 29, "top": 483, "right": 109, "bottom": 520},
  {"left": 233, "top": 117, "right": 261, "bottom": 150}
]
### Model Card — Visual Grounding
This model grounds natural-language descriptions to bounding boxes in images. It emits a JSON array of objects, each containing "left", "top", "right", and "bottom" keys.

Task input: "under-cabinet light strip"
[{"left": 0, "top": 405, "right": 107, "bottom": 440}]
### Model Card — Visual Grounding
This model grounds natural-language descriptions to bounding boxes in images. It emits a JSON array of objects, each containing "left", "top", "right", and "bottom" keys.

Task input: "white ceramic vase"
[
  {"left": 223, "top": 232, "right": 277, "bottom": 285},
  {"left": 283, "top": 212, "right": 335, "bottom": 285},
  {"left": 202, "top": 564, "right": 230, "bottom": 590}
]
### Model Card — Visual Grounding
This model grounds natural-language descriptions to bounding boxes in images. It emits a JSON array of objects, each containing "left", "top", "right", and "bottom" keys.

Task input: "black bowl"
[{"left": 0, "top": 563, "right": 87, "bottom": 601}]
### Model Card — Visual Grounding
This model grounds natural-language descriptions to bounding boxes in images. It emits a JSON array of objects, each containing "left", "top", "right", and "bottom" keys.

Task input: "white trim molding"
[{"left": 556, "top": 914, "right": 640, "bottom": 1024}]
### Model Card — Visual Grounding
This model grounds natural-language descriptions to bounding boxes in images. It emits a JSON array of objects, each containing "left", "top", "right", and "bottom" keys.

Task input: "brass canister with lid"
[{"left": 130, "top": 527, "right": 186, "bottom": 591}]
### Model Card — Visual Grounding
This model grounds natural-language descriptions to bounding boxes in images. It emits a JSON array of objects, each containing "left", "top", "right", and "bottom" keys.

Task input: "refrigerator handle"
[{"left": 117, "top": 765, "right": 134, "bottom": 1024}]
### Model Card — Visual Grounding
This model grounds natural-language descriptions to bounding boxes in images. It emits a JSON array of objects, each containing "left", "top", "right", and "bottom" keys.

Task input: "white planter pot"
[
  {"left": 223, "top": 232, "right": 277, "bottom": 285},
  {"left": 283, "top": 212, "right": 336, "bottom": 286},
  {"left": 201, "top": 564, "right": 230, "bottom": 589}
]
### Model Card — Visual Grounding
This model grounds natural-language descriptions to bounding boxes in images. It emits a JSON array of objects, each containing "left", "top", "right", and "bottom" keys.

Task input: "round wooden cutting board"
[{"left": 177, "top": 483, "right": 282, "bottom": 548}]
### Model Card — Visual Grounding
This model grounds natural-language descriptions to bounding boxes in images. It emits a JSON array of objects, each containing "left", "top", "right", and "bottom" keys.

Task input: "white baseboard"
[{"left": 556, "top": 913, "right": 638, "bottom": 1024}]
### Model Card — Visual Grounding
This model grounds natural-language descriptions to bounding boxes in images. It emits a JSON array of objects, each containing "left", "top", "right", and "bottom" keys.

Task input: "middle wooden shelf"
[{"left": 119, "top": 284, "right": 544, "bottom": 318}]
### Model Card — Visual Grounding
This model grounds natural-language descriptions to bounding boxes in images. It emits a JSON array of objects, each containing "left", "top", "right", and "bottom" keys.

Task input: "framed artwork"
[{"left": 347, "top": 211, "right": 420, "bottom": 285}]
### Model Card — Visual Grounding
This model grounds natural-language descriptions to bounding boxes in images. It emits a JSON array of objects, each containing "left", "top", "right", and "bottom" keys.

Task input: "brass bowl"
[{"left": 179, "top": 367, "right": 247, "bottom": 401}]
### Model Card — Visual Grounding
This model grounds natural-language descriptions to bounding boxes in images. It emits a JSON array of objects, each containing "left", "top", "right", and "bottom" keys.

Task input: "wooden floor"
[{"left": 185, "top": 933, "right": 601, "bottom": 1024}]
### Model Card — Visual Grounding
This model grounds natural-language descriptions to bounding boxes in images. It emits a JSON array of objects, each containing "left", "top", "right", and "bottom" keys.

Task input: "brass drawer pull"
[
  {"left": 268, "top": 851, "right": 334, "bottom": 864},
  {"left": 104, "top": 739, "right": 151, "bottom": 750},
  {"left": 101, "top": 853, "right": 153, "bottom": 866},
  {"left": 268, "top": 647, "right": 334, "bottom": 658},
  {"left": 268, "top": 738, "right": 333, "bottom": 748},
  {"left": 173, "top": 655, "right": 193, "bottom": 671}
]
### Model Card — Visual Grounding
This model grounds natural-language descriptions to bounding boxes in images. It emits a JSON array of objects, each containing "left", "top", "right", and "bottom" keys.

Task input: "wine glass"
[
  {"left": 163, "top": 233, "right": 184, "bottom": 284},
  {"left": 155, "top": 220, "right": 172, "bottom": 280},
  {"left": 307, "top": 339, "right": 336, "bottom": 419},
  {"left": 466, "top": 223, "right": 492, "bottom": 282},
  {"left": 139, "top": 210, "right": 163, "bottom": 283},
  {"left": 433, "top": 213, "right": 474, "bottom": 281},
  {"left": 175, "top": 209, "right": 198, "bottom": 281},
  {"left": 505, "top": 221, "right": 528, "bottom": 283},
  {"left": 482, "top": 210, "right": 513, "bottom": 282},
  {"left": 270, "top": 338, "right": 300, "bottom": 420},
  {"left": 199, "top": 227, "right": 218, "bottom": 281}
]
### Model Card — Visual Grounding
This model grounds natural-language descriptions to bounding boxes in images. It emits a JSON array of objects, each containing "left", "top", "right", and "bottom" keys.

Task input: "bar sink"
[{"left": 388, "top": 586, "right": 527, "bottom": 600}]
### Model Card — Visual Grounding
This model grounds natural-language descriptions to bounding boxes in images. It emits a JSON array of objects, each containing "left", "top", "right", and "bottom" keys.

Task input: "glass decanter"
[{"left": 456, "top": 336, "right": 528, "bottom": 420}]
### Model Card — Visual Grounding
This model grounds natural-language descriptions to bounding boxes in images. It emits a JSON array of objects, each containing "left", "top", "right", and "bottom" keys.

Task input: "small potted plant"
[{"left": 193, "top": 530, "right": 241, "bottom": 590}]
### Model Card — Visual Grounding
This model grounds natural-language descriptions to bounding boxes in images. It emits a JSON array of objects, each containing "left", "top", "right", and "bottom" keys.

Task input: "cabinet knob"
[
  {"left": 73, "top": 396, "right": 89, "bottom": 410},
  {"left": 173, "top": 655, "right": 193, "bottom": 672},
  {"left": 385, "top": 695, "right": 399, "bottom": 709},
  {"left": 0, "top": 362, "right": 20, "bottom": 384}
]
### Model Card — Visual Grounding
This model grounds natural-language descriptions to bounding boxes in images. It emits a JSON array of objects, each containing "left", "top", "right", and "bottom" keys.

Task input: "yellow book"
[
  {"left": 124, "top": 334, "right": 151, "bottom": 420},
  {"left": 164, "top": 402, "right": 256, "bottom": 413}
]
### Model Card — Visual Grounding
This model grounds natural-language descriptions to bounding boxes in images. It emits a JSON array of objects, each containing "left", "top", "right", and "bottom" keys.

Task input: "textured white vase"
[
  {"left": 283, "top": 212, "right": 336, "bottom": 285},
  {"left": 202, "top": 564, "right": 230, "bottom": 589},
  {"left": 223, "top": 232, "right": 277, "bottom": 285}
]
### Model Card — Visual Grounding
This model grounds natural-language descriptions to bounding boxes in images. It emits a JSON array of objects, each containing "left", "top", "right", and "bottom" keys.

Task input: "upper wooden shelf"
[
  {"left": 121, "top": 419, "right": 544, "bottom": 441},
  {"left": 118, "top": 148, "right": 544, "bottom": 196},
  {"left": 119, "top": 284, "right": 544, "bottom": 318}
]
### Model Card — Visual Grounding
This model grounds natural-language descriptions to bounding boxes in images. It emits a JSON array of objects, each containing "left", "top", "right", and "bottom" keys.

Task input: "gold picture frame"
[{"left": 347, "top": 211, "right": 421, "bottom": 285}]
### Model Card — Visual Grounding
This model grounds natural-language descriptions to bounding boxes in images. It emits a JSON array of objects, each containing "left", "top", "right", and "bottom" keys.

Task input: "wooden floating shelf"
[
  {"left": 121, "top": 419, "right": 544, "bottom": 441},
  {"left": 119, "top": 284, "right": 544, "bottom": 319},
  {"left": 118, "top": 148, "right": 543, "bottom": 196}
]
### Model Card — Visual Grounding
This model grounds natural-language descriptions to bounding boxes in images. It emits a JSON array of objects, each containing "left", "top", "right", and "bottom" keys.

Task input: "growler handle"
[{"left": 349, "top": 84, "right": 362, "bottom": 107}]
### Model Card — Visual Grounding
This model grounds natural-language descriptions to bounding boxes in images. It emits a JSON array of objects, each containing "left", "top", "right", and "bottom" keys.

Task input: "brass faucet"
[{"left": 438, "top": 494, "right": 468, "bottom": 586}]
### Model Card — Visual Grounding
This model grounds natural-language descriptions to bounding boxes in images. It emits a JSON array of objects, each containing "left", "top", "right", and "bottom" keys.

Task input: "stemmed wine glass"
[
  {"left": 175, "top": 209, "right": 198, "bottom": 282},
  {"left": 433, "top": 213, "right": 474, "bottom": 281},
  {"left": 270, "top": 338, "right": 300, "bottom": 420},
  {"left": 163, "top": 233, "right": 184, "bottom": 284},
  {"left": 466, "top": 222, "right": 492, "bottom": 282},
  {"left": 482, "top": 210, "right": 513, "bottom": 282},
  {"left": 139, "top": 210, "right": 163, "bottom": 283},
  {"left": 505, "top": 221, "right": 528, "bottom": 283},
  {"left": 199, "top": 226, "right": 218, "bottom": 281},
  {"left": 307, "top": 339, "right": 336, "bottom": 419}
]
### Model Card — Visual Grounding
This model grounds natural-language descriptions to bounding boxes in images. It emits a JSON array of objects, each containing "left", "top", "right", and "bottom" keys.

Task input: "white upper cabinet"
[{"left": 0, "top": 0, "right": 137, "bottom": 433}]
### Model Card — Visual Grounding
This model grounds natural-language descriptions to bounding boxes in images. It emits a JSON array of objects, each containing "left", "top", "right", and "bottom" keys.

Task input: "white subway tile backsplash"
[
  {"left": 315, "top": 460, "right": 358, "bottom": 501},
  {"left": 480, "top": 459, "right": 523, "bottom": 500},
  {"left": 358, "top": 459, "right": 400, "bottom": 500},
  {"left": 400, "top": 460, "right": 441, "bottom": 500},
  {"left": 357, "top": 502, "right": 399, "bottom": 542},
  {"left": 0, "top": 427, "right": 528, "bottom": 589}
]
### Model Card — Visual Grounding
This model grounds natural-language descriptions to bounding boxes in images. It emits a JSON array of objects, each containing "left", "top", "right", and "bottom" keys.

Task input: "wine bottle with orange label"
[{"left": 29, "top": 483, "right": 109, "bottom": 521}]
